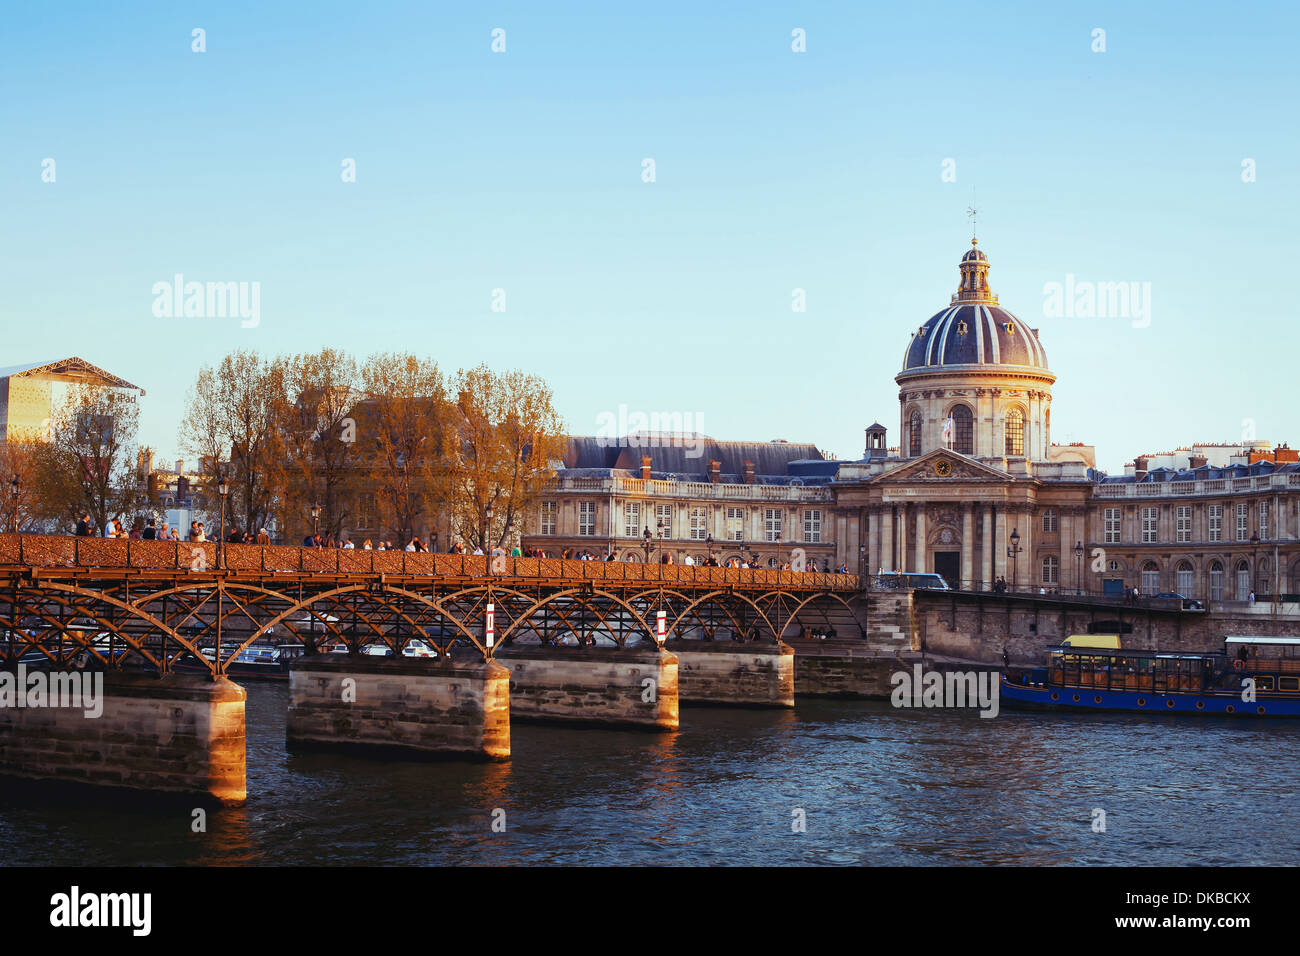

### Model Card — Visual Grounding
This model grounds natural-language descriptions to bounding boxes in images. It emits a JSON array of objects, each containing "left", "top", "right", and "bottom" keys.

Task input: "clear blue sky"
[{"left": 2, "top": 1, "right": 1296, "bottom": 473}]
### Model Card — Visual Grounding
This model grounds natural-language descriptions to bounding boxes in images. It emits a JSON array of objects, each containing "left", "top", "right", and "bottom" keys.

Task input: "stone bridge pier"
[{"left": 0, "top": 671, "right": 247, "bottom": 806}]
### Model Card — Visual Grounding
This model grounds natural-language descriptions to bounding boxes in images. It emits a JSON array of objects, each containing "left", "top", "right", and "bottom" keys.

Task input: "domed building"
[
  {"left": 897, "top": 239, "right": 1054, "bottom": 460},
  {"left": 527, "top": 235, "right": 1300, "bottom": 605}
]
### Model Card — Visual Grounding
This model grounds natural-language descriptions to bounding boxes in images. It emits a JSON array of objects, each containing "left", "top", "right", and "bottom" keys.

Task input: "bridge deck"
[{"left": 0, "top": 535, "right": 859, "bottom": 593}]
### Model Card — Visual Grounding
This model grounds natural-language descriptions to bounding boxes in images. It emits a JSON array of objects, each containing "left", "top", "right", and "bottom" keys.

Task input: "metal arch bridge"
[{"left": 0, "top": 535, "right": 866, "bottom": 679}]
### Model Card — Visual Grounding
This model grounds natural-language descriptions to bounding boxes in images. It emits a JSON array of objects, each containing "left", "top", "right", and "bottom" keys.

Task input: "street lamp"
[
  {"left": 217, "top": 474, "right": 230, "bottom": 569},
  {"left": 1074, "top": 540, "right": 1084, "bottom": 596},
  {"left": 485, "top": 503, "right": 494, "bottom": 551},
  {"left": 705, "top": 534, "right": 715, "bottom": 564},
  {"left": 1007, "top": 527, "right": 1023, "bottom": 592},
  {"left": 641, "top": 526, "right": 656, "bottom": 563},
  {"left": 773, "top": 532, "right": 781, "bottom": 570},
  {"left": 311, "top": 503, "right": 321, "bottom": 541},
  {"left": 859, "top": 543, "right": 866, "bottom": 580},
  {"left": 9, "top": 475, "right": 18, "bottom": 533}
]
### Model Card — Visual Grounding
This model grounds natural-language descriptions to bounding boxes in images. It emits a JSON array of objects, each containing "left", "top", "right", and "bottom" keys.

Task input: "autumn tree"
[
  {"left": 357, "top": 353, "right": 448, "bottom": 545},
  {"left": 273, "top": 348, "right": 362, "bottom": 544},
  {"left": 31, "top": 384, "right": 144, "bottom": 532},
  {"left": 0, "top": 441, "right": 44, "bottom": 532},
  {"left": 446, "top": 364, "right": 566, "bottom": 551}
]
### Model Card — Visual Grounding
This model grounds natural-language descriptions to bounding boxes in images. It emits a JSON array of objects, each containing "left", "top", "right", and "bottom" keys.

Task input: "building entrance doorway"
[{"left": 934, "top": 551, "right": 960, "bottom": 589}]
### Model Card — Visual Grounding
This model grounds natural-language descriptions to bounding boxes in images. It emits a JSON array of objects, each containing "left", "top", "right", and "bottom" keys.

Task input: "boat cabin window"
[
  {"left": 1256, "top": 676, "right": 1275, "bottom": 691},
  {"left": 1280, "top": 677, "right": 1299, "bottom": 691}
]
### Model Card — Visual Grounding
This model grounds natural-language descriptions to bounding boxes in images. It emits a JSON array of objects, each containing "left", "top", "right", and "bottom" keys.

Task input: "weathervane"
[{"left": 966, "top": 192, "right": 978, "bottom": 241}]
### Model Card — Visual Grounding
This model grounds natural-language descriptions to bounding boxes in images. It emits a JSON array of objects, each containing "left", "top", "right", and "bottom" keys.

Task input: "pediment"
[{"left": 874, "top": 450, "right": 1013, "bottom": 484}]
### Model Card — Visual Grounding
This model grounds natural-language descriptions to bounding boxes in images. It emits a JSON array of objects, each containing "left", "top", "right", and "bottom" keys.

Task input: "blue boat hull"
[{"left": 999, "top": 677, "right": 1300, "bottom": 717}]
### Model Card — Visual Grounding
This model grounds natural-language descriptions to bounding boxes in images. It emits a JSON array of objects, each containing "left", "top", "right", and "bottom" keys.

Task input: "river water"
[{"left": 2, "top": 681, "right": 1296, "bottom": 866}]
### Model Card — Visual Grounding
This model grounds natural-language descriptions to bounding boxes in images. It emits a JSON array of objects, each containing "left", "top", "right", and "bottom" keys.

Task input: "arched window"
[
  {"left": 909, "top": 410, "right": 923, "bottom": 457},
  {"left": 1258, "top": 558, "right": 1270, "bottom": 598},
  {"left": 951, "top": 404, "right": 973, "bottom": 455},
  {"left": 1041, "top": 555, "right": 1059, "bottom": 586},
  {"left": 1236, "top": 560, "right": 1250, "bottom": 601},
  {"left": 1209, "top": 561, "right": 1224, "bottom": 601},
  {"left": 1141, "top": 561, "right": 1160, "bottom": 594},
  {"left": 1176, "top": 561, "right": 1194, "bottom": 596},
  {"left": 1004, "top": 407, "right": 1025, "bottom": 457}
]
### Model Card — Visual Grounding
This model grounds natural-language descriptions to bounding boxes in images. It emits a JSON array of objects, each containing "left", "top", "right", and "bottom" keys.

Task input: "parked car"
[
  {"left": 1154, "top": 591, "right": 1205, "bottom": 610},
  {"left": 874, "top": 572, "right": 952, "bottom": 591}
]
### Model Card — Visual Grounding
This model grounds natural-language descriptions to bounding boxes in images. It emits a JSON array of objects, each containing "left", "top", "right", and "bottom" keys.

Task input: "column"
[
  {"left": 1017, "top": 506, "right": 1033, "bottom": 591},
  {"left": 914, "top": 505, "right": 927, "bottom": 574},
  {"left": 961, "top": 505, "right": 974, "bottom": 590},
  {"left": 867, "top": 506, "right": 880, "bottom": 576},
  {"left": 880, "top": 507, "right": 894, "bottom": 572},
  {"left": 982, "top": 506, "right": 993, "bottom": 590},
  {"left": 994, "top": 507, "right": 1007, "bottom": 582}
]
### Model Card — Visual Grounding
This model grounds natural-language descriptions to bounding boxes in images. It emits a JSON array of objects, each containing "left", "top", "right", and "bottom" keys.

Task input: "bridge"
[
  {"left": 0, "top": 534, "right": 863, "bottom": 675},
  {"left": 0, "top": 534, "right": 865, "bottom": 805}
]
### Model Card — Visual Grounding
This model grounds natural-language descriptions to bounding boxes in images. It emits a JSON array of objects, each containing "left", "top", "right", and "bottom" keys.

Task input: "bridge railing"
[{"left": 0, "top": 534, "right": 860, "bottom": 591}]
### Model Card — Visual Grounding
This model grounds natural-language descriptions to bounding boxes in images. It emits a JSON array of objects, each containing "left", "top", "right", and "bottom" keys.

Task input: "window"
[
  {"left": 1209, "top": 561, "right": 1224, "bottom": 601},
  {"left": 764, "top": 508, "right": 783, "bottom": 542},
  {"left": 1259, "top": 501, "right": 1269, "bottom": 540},
  {"left": 1041, "top": 509, "right": 1057, "bottom": 534},
  {"left": 1042, "top": 555, "right": 1059, "bottom": 586},
  {"left": 655, "top": 504, "right": 672, "bottom": 539},
  {"left": 1141, "top": 507, "right": 1158, "bottom": 543},
  {"left": 1176, "top": 561, "right": 1194, "bottom": 596},
  {"left": 1236, "top": 503, "right": 1249, "bottom": 541},
  {"left": 1141, "top": 561, "right": 1160, "bottom": 594},
  {"left": 951, "top": 405, "right": 973, "bottom": 455},
  {"left": 909, "top": 410, "right": 923, "bottom": 457},
  {"left": 690, "top": 507, "right": 708, "bottom": 541},
  {"left": 623, "top": 502, "right": 640, "bottom": 537},
  {"left": 803, "top": 509, "right": 822, "bottom": 543},
  {"left": 1176, "top": 505, "right": 1190, "bottom": 543},
  {"left": 1208, "top": 504, "right": 1222, "bottom": 542},
  {"left": 578, "top": 502, "right": 595, "bottom": 536},
  {"left": 540, "top": 501, "right": 557, "bottom": 535},
  {"left": 1236, "top": 561, "right": 1250, "bottom": 601},
  {"left": 1004, "top": 407, "right": 1025, "bottom": 456},
  {"left": 357, "top": 492, "right": 376, "bottom": 528},
  {"left": 726, "top": 507, "right": 744, "bottom": 541},
  {"left": 1104, "top": 508, "right": 1121, "bottom": 544}
]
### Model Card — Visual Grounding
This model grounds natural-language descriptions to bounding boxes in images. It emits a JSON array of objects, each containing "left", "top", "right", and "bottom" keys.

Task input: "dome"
[
  {"left": 900, "top": 240, "right": 1049, "bottom": 373},
  {"left": 902, "top": 304, "right": 1047, "bottom": 370}
]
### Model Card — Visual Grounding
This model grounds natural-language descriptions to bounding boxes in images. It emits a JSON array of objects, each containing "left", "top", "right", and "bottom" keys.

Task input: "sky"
[{"left": 2, "top": 1, "right": 1297, "bottom": 473}]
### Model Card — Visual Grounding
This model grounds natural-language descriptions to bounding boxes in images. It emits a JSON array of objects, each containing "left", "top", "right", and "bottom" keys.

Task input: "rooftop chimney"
[
  {"left": 743, "top": 461, "right": 755, "bottom": 485},
  {"left": 1189, "top": 454, "right": 1207, "bottom": 469},
  {"left": 640, "top": 455, "right": 652, "bottom": 480},
  {"left": 175, "top": 459, "right": 184, "bottom": 475},
  {"left": 1134, "top": 455, "right": 1149, "bottom": 480},
  {"left": 707, "top": 460, "right": 721, "bottom": 483}
]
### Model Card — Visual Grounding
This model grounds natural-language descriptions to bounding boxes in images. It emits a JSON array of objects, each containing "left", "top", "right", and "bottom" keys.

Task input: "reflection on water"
[{"left": 1, "top": 681, "right": 1296, "bottom": 865}]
